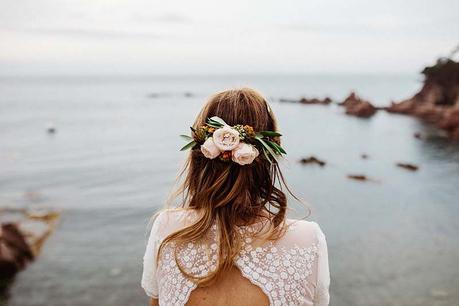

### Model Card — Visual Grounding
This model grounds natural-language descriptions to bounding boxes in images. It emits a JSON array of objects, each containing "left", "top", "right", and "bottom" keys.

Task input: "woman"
[{"left": 141, "top": 88, "right": 330, "bottom": 306}]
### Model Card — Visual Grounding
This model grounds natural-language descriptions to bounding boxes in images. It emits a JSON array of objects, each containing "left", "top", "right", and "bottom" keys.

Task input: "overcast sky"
[{"left": 0, "top": 0, "right": 458, "bottom": 75}]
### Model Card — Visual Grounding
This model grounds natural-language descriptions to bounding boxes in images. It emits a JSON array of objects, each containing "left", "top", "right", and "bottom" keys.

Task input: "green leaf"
[
  {"left": 207, "top": 122, "right": 223, "bottom": 128},
  {"left": 208, "top": 116, "right": 227, "bottom": 126},
  {"left": 256, "top": 136, "right": 278, "bottom": 161},
  {"left": 261, "top": 146, "right": 273, "bottom": 164},
  {"left": 260, "top": 130, "right": 282, "bottom": 137},
  {"left": 267, "top": 140, "right": 287, "bottom": 155},
  {"left": 180, "top": 140, "right": 196, "bottom": 151},
  {"left": 180, "top": 134, "right": 193, "bottom": 141},
  {"left": 265, "top": 140, "right": 280, "bottom": 154}
]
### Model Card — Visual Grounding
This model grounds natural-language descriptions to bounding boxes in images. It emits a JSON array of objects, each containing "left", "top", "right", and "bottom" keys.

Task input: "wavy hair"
[{"left": 157, "top": 87, "right": 296, "bottom": 286}]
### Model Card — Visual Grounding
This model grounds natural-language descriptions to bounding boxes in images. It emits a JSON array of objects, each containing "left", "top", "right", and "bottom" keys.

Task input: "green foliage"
[
  {"left": 180, "top": 140, "right": 196, "bottom": 151},
  {"left": 179, "top": 115, "right": 287, "bottom": 164}
]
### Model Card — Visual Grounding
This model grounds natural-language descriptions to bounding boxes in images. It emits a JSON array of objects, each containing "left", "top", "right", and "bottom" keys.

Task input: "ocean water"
[{"left": 0, "top": 74, "right": 458, "bottom": 306}]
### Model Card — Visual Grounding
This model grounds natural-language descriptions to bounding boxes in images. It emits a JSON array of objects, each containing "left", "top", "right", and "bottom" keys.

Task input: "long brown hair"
[{"left": 158, "top": 87, "right": 295, "bottom": 286}]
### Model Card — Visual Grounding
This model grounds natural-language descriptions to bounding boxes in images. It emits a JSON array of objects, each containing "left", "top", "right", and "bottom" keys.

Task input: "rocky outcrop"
[
  {"left": 0, "top": 224, "right": 34, "bottom": 279},
  {"left": 347, "top": 174, "right": 369, "bottom": 181},
  {"left": 340, "top": 92, "right": 377, "bottom": 118},
  {"left": 0, "top": 208, "right": 59, "bottom": 296},
  {"left": 396, "top": 163, "right": 419, "bottom": 171},
  {"left": 299, "top": 97, "right": 332, "bottom": 105},
  {"left": 299, "top": 156, "right": 326, "bottom": 166},
  {"left": 387, "top": 58, "right": 459, "bottom": 140},
  {"left": 279, "top": 97, "right": 333, "bottom": 105}
]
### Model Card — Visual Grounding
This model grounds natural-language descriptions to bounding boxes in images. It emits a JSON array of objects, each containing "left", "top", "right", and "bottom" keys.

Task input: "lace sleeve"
[
  {"left": 141, "top": 211, "right": 165, "bottom": 298},
  {"left": 313, "top": 223, "right": 330, "bottom": 306}
]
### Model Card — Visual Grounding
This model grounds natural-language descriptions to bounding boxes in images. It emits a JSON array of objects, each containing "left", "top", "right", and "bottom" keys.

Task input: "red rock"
[
  {"left": 413, "top": 104, "right": 445, "bottom": 123},
  {"left": 386, "top": 100, "right": 416, "bottom": 114},
  {"left": 299, "top": 97, "right": 332, "bottom": 105},
  {"left": 396, "top": 163, "right": 419, "bottom": 171},
  {"left": 346, "top": 101, "right": 377, "bottom": 118},
  {"left": 340, "top": 92, "right": 360, "bottom": 107},
  {"left": 340, "top": 92, "right": 377, "bottom": 118},
  {"left": 438, "top": 107, "right": 459, "bottom": 129},
  {"left": 388, "top": 58, "right": 459, "bottom": 140},
  {"left": 449, "top": 126, "right": 459, "bottom": 140},
  {"left": 299, "top": 156, "right": 326, "bottom": 166},
  {"left": 0, "top": 208, "right": 60, "bottom": 294},
  {"left": 347, "top": 174, "right": 369, "bottom": 181},
  {"left": 280, "top": 97, "right": 332, "bottom": 105},
  {"left": 0, "top": 223, "right": 34, "bottom": 279}
]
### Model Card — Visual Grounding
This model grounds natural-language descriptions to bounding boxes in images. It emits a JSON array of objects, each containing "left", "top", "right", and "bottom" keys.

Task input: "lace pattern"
[
  {"left": 235, "top": 241, "right": 318, "bottom": 306},
  {"left": 141, "top": 210, "right": 330, "bottom": 306}
]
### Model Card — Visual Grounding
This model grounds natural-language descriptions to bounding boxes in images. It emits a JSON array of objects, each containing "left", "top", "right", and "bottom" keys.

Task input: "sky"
[{"left": 0, "top": 0, "right": 458, "bottom": 75}]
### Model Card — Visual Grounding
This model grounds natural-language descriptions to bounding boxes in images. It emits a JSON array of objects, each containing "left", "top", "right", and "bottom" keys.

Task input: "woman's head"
[
  {"left": 195, "top": 87, "right": 276, "bottom": 132},
  {"left": 159, "top": 87, "right": 292, "bottom": 285}
]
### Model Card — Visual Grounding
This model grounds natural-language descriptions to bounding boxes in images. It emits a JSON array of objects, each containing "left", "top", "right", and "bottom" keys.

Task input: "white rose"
[
  {"left": 200, "top": 137, "right": 221, "bottom": 159},
  {"left": 232, "top": 143, "right": 259, "bottom": 165},
  {"left": 212, "top": 125, "right": 240, "bottom": 151}
]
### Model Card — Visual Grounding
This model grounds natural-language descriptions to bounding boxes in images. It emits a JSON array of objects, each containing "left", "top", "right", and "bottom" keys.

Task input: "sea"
[{"left": 0, "top": 74, "right": 458, "bottom": 306}]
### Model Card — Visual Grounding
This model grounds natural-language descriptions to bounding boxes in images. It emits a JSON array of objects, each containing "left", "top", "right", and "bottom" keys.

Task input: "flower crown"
[{"left": 180, "top": 116, "right": 286, "bottom": 165}]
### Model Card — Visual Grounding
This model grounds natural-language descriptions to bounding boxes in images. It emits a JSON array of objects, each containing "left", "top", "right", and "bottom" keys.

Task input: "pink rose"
[
  {"left": 200, "top": 137, "right": 221, "bottom": 159},
  {"left": 212, "top": 126, "right": 240, "bottom": 151},
  {"left": 232, "top": 143, "right": 259, "bottom": 165}
]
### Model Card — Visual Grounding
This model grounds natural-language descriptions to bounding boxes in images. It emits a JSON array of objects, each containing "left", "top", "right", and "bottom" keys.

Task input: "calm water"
[{"left": 1, "top": 75, "right": 458, "bottom": 306}]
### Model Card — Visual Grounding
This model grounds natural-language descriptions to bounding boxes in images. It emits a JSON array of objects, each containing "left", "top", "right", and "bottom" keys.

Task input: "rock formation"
[
  {"left": 396, "top": 163, "right": 419, "bottom": 171},
  {"left": 339, "top": 92, "right": 377, "bottom": 118},
  {"left": 387, "top": 57, "right": 459, "bottom": 140},
  {"left": 0, "top": 208, "right": 59, "bottom": 297},
  {"left": 299, "top": 156, "right": 326, "bottom": 167},
  {"left": 299, "top": 97, "right": 332, "bottom": 105},
  {"left": 0, "top": 224, "right": 34, "bottom": 278},
  {"left": 347, "top": 174, "right": 369, "bottom": 181},
  {"left": 279, "top": 97, "right": 333, "bottom": 105}
]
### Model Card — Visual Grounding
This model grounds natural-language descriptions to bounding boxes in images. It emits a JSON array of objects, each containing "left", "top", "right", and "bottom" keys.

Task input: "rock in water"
[
  {"left": 0, "top": 223, "right": 35, "bottom": 296},
  {"left": 279, "top": 97, "right": 332, "bottom": 105},
  {"left": 0, "top": 208, "right": 60, "bottom": 296},
  {"left": 396, "top": 163, "right": 419, "bottom": 171},
  {"left": 340, "top": 92, "right": 377, "bottom": 118},
  {"left": 0, "top": 223, "right": 34, "bottom": 271},
  {"left": 347, "top": 174, "right": 369, "bottom": 181},
  {"left": 387, "top": 57, "right": 459, "bottom": 140},
  {"left": 299, "top": 97, "right": 333, "bottom": 105},
  {"left": 299, "top": 156, "right": 326, "bottom": 167}
]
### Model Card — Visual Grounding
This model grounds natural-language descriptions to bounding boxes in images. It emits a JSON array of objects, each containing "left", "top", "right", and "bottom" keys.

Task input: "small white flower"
[{"left": 200, "top": 137, "right": 220, "bottom": 159}]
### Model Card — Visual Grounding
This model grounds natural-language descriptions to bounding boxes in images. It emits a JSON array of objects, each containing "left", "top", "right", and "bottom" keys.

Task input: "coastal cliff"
[
  {"left": 387, "top": 56, "right": 459, "bottom": 140},
  {"left": 0, "top": 208, "right": 59, "bottom": 301}
]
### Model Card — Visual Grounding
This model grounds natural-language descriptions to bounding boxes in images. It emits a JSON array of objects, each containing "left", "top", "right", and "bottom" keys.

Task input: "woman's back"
[
  {"left": 140, "top": 88, "right": 330, "bottom": 305},
  {"left": 142, "top": 209, "right": 330, "bottom": 306}
]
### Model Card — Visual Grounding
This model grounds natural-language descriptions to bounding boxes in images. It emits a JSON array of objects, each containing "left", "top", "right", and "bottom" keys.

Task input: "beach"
[{"left": 1, "top": 74, "right": 459, "bottom": 306}]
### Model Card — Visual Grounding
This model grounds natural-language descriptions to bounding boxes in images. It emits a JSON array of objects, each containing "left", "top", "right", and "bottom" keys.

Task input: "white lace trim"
[{"left": 154, "top": 221, "right": 319, "bottom": 306}]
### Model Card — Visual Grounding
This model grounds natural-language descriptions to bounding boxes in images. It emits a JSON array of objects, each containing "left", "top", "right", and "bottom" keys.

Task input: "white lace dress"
[{"left": 141, "top": 209, "right": 330, "bottom": 306}]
